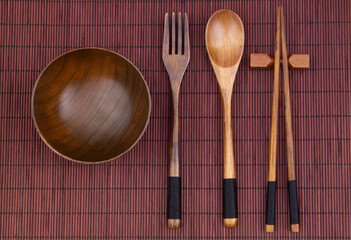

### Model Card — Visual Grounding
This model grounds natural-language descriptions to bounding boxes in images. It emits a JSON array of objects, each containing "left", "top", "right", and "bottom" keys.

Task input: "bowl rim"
[{"left": 31, "top": 47, "right": 152, "bottom": 164}]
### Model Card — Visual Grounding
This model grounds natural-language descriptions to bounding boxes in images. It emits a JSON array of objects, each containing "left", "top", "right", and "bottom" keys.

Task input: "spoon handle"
[
  {"left": 222, "top": 93, "right": 238, "bottom": 228},
  {"left": 168, "top": 89, "right": 181, "bottom": 229}
]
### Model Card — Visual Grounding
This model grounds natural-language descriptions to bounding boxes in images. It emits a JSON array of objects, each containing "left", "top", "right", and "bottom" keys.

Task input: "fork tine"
[
  {"left": 178, "top": 12, "right": 182, "bottom": 54},
  {"left": 171, "top": 12, "right": 176, "bottom": 55},
  {"left": 184, "top": 13, "right": 190, "bottom": 56},
  {"left": 163, "top": 13, "right": 169, "bottom": 56}
]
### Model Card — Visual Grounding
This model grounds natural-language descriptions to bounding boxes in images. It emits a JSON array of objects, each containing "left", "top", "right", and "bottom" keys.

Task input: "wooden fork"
[{"left": 162, "top": 12, "right": 190, "bottom": 229}]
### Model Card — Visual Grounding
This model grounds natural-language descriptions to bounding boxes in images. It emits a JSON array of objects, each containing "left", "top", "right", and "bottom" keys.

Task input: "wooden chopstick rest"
[{"left": 250, "top": 53, "right": 309, "bottom": 69}]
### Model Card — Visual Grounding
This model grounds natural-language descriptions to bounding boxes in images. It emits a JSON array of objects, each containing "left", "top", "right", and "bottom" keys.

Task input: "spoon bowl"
[{"left": 206, "top": 9, "right": 244, "bottom": 68}]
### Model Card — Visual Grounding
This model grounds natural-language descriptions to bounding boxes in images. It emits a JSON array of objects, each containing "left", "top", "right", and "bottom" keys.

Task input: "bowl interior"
[{"left": 32, "top": 48, "right": 151, "bottom": 163}]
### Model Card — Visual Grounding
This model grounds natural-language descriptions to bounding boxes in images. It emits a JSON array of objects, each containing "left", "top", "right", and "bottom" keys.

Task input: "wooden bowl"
[{"left": 32, "top": 48, "right": 151, "bottom": 164}]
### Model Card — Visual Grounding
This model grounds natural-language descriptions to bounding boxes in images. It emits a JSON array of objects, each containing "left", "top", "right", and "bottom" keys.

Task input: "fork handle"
[{"left": 168, "top": 90, "right": 181, "bottom": 229}]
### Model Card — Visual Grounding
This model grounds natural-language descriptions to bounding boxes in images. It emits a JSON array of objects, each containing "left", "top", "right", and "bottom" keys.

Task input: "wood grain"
[
  {"left": 267, "top": 6, "right": 281, "bottom": 184},
  {"left": 206, "top": 9, "right": 244, "bottom": 228},
  {"left": 206, "top": 9, "right": 244, "bottom": 181},
  {"left": 163, "top": 12, "right": 190, "bottom": 178},
  {"left": 250, "top": 53, "right": 309, "bottom": 69},
  {"left": 163, "top": 12, "right": 190, "bottom": 228},
  {"left": 288, "top": 54, "right": 309, "bottom": 69},
  {"left": 32, "top": 48, "right": 151, "bottom": 163},
  {"left": 280, "top": 8, "right": 296, "bottom": 184},
  {"left": 265, "top": 7, "right": 281, "bottom": 233},
  {"left": 1, "top": 0, "right": 350, "bottom": 239},
  {"left": 281, "top": 7, "right": 300, "bottom": 233}
]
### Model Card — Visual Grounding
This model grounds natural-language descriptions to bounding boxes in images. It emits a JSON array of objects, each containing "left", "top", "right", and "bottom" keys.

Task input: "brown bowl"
[{"left": 32, "top": 48, "right": 151, "bottom": 164}]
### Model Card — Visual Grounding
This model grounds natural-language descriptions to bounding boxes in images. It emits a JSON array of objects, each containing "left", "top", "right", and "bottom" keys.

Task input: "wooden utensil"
[
  {"left": 32, "top": 48, "right": 151, "bottom": 163},
  {"left": 281, "top": 7, "right": 300, "bottom": 233},
  {"left": 257, "top": 6, "right": 301, "bottom": 233},
  {"left": 162, "top": 12, "right": 190, "bottom": 229},
  {"left": 265, "top": 6, "right": 281, "bottom": 233},
  {"left": 205, "top": 9, "right": 244, "bottom": 228},
  {"left": 250, "top": 53, "right": 309, "bottom": 69}
]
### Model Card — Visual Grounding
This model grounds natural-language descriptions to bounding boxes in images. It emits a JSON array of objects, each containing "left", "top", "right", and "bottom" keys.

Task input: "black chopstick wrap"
[
  {"left": 168, "top": 176, "right": 181, "bottom": 219},
  {"left": 288, "top": 180, "right": 299, "bottom": 224},
  {"left": 266, "top": 181, "right": 276, "bottom": 225},
  {"left": 223, "top": 178, "right": 238, "bottom": 218}
]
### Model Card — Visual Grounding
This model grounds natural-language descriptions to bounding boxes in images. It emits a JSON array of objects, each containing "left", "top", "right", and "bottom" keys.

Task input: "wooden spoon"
[{"left": 205, "top": 9, "right": 244, "bottom": 228}]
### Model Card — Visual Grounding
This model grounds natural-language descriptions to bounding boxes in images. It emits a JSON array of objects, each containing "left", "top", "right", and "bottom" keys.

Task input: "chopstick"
[
  {"left": 265, "top": 6, "right": 281, "bottom": 233},
  {"left": 280, "top": 6, "right": 300, "bottom": 233},
  {"left": 266, "top": 6, "right": 300, "bottom": 233}
]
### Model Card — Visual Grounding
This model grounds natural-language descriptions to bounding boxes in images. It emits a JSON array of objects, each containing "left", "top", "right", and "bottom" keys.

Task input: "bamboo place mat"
[{"left": 1, "top": 0, "right": 350, "bottom": 239}]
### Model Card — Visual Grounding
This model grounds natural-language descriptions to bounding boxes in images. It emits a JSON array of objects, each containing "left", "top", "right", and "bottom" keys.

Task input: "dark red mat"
[{"left": 1, "top": 0, "right": 350, "bottom": 239}]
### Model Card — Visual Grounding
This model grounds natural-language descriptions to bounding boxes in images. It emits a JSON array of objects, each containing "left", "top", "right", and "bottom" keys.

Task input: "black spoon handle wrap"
[
  {"left": 168, "top": 176, "right": 181, "bottom": 220},
  {"left": 223, "top": 178, "right": 238, "bottom": 219}
]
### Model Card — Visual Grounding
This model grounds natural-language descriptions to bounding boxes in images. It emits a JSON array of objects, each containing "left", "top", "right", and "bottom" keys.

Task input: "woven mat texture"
[{"left": 1, "top": 0, "right": 350, "bottom": 239}]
